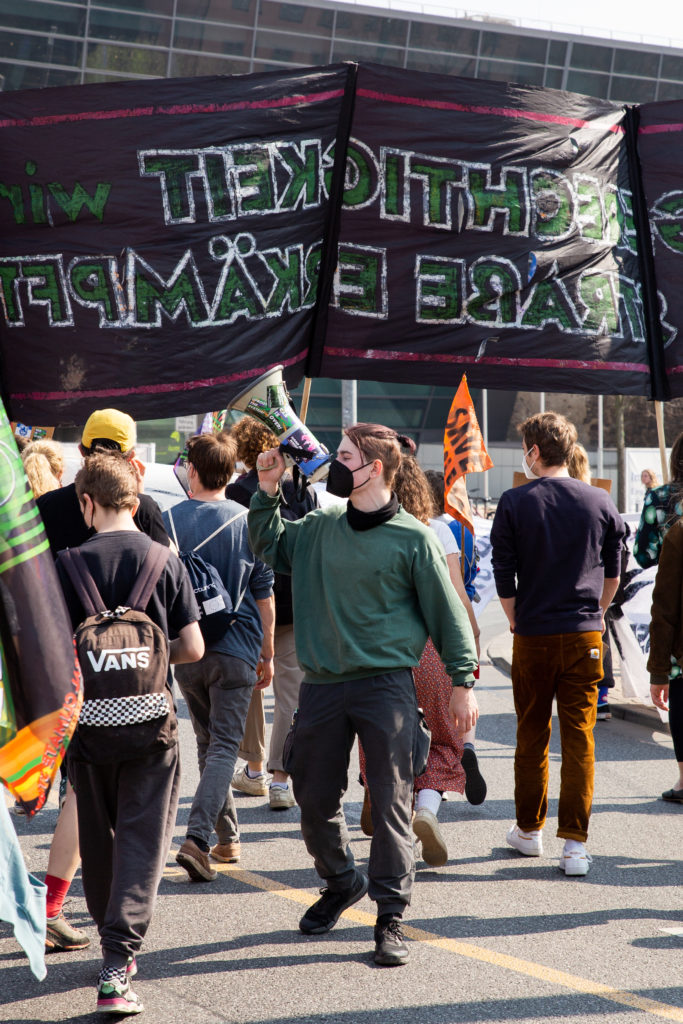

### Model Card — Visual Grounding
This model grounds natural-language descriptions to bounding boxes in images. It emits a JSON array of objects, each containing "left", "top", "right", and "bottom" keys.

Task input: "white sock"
[
  {"left": 415, "top": 789, "right": 442, "bottom": 816},
  {"left": 270, "top": 782, "right": 289, "bottom": 790},
  {"left": 245, "top": 766, "right": 265, "bottom": 779},
  {"left": 563, "top": 839, "right": 586, "bottom": 855}
]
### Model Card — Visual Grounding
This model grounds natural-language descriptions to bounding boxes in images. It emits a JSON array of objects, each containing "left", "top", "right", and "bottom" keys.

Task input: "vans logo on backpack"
[{"left": 86, "top": 646, "right": 151, "bottom": 672}]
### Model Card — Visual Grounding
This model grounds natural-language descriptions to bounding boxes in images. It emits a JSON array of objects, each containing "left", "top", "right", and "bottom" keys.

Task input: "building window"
[{"left": 570, "top": 42, "right": 613, "bottom": 72}]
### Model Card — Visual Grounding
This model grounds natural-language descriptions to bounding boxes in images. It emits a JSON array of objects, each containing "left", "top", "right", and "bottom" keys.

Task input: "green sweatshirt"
[{"left": 248, "top": 488, "right": 477, "bottom": 687}]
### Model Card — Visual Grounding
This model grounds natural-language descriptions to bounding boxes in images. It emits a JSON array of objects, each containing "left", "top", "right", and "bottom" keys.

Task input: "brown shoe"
[
  {"left": 176, "top": 837, "right": 217, "bottom": 882},
  {"left": 360, "top": 786, "right": 373, "bottom": 837},
  {"left": 211, "top": 841, "right": 241, "bottom": 863},
  {"left": 45, "top": 913, "right": 91, "bottom": 951}
]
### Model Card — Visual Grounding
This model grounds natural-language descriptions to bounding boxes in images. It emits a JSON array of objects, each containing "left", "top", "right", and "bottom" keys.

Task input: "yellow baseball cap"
[{"left": 81, "top": 409, "right": 136, "bottom": 453}]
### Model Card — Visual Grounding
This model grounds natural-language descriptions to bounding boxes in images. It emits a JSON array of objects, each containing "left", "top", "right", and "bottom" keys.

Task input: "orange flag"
[{"left": 444, "top": 375, "right": 493, "bottom": 535}]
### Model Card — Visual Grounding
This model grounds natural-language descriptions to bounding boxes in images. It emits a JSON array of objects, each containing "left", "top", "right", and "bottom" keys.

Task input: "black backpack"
[
  {"left": 59, "top": 542, "right": 176, "bottom": 763},
  {"left": 166, "top": 506, "right": 248, "bottom": 645}
]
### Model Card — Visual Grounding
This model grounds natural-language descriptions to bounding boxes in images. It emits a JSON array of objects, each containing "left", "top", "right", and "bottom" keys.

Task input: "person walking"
[
  {"left": 164, "top": 432, "right": 275, "bottom": 879},
  {"left": 226, "top": 416, "right": 318, "bottom": 810},
  {"left": 491, "top": 412, "right": 625, "bottom": 876},
  {"left": 249, "top": 423, "right": 478, "bottom": 966},
  {"left": 56, "top": 453, "right": 203, "bottom": 1014}
]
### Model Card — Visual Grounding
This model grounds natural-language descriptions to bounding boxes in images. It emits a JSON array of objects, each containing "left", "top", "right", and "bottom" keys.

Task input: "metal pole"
[
  {"left": 539, "top": 392, "right": 545, "bottom": 413},
  {"left": 341, "top": 379, "right": 357, "bottom": 429},
  {"left": 597, "top": 395, "right": 604, "bottom": 478},
  {"left": 482, "top": 388, "right": 490, "bottom": 505}
]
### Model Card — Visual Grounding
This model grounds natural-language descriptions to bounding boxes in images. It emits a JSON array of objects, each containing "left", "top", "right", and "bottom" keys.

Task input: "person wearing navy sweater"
[{"left": 491, "top": 412, "right": 625, "bottom": 877}]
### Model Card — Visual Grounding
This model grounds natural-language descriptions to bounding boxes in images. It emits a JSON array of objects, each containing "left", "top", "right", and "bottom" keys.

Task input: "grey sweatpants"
[
  {"left": 175, "top": 652, "right": 256, "bottom": 847},
  {"left": 289, "top": 669, "right": 419, "bottom": 918}
]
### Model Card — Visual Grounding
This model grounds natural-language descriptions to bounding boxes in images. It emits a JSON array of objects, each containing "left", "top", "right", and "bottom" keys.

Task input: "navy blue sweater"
[{"left": 491, "top": 476, "right": 626, "bottom": 636}]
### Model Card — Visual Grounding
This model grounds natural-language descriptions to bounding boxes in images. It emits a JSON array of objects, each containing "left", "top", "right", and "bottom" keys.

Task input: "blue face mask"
[{"left": 326, "top": 458, "right": 374, "bottom": 498}]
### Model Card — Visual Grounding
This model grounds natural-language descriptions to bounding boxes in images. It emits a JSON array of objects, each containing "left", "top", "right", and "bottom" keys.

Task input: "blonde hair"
[
  {"left": 641, "top": 468, "right": 659, "bottom": 489},
  {"left": 567, "top": 442, "right": 591, "bottom": 484},
  {"left": 22, "top": 439, "right": 64, "bottom": 498}
]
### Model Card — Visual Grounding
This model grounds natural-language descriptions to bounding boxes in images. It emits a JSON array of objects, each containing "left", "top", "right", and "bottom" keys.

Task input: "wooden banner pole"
[
  {"left": 655, "top": 401, "right": 669, "bottom": 483},
  {"left": 299, "top": 377, "right": 312, "bottom": 425}
]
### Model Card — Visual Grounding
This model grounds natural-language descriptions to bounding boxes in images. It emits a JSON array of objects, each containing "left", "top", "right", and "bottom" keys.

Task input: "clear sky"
[{"left": 348, "top": 0, "right": 683, "bottom": 50}]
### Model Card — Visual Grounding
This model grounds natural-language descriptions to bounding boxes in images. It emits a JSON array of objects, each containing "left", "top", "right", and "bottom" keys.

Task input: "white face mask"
[{"left": 522, "top": 448, "right": 538, "bottom": 479}]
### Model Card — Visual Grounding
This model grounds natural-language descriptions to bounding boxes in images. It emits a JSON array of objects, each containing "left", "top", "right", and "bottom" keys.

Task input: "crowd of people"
[{"left": 7, "top": 406, "right": 681, "bottom": 1014}]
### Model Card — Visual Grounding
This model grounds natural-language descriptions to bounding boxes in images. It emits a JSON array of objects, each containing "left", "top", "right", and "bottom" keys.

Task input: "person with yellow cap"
[{"left": 37, "top": 408, "right": 169, "bottom": 557}]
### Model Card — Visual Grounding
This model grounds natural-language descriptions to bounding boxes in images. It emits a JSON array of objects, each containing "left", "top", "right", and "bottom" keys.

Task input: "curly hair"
[
  {"left": 229, "top": 416, "right": 278, "bottom": 470},
  {"left": 393, "top": 456, "right": 434, "bottom": 524}
]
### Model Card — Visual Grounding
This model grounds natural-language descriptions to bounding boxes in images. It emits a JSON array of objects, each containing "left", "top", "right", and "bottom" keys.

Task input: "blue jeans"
[{"left": 175, "top": 652, "right": 255, "bottom": 847}]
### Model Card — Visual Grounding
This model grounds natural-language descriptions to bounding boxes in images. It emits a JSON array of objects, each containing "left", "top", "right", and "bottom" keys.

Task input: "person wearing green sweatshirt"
[{"left": 248, "top": 422, "right": 478, "bottom": 967}]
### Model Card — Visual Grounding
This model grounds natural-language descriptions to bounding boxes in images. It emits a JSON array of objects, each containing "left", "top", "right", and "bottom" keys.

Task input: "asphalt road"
[{"left": 2, "top": 599, "right": 682, "bottom": 1024}]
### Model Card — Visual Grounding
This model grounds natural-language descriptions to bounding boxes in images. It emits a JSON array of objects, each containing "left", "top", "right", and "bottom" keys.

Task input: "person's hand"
[
  {"left": 448, "top": 686, "right": 479, "bottom": 734},
  {"left": 256, "top": 447, "right": 286, "bottom": 496},
  {"left": 650, "top": 681, "right": 669, "bottom": 711},
  {"left": 256, "top": 656, "right": 274, "bottom": 689}
]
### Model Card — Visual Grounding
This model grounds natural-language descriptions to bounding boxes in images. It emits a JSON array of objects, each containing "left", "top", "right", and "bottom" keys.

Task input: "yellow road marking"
[{"left": 163, "top": 863, "right": 683, "bottom": 1022}]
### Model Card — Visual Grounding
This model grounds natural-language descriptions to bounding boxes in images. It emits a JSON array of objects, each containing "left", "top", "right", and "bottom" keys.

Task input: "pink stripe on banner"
[
  {"left": 356, "top": 88, "right": 624, "bottom": 134},
  {"left": 11, "top": 350, "right": 308, "bottom": 404},
  {"left": 325, "top": 346, "right": 649, "bottom": 374},
  {"left": 639, "top": 123, "right": 683, "bottom": 135},
  {"left": 0, "top": 90, "right": 344, "bottom": 130}
]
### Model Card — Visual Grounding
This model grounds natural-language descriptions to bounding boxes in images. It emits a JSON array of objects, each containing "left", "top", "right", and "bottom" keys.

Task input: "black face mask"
[{"left": 326, "top": 458, "right": 374, "bottom": 498}]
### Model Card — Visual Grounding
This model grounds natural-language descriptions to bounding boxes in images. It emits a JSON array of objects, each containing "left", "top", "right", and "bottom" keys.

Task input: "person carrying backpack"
[
  {"left": 56, "top": 453, "right": 203, "bottom": 1016},
  {"left": 163, "top": 431, "right": 275, "bottom": 882}
]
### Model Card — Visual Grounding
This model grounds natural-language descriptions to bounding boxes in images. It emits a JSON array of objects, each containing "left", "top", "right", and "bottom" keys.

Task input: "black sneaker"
[
  {"left": 461, "top": 747, "right": 487, "bottom": 805},
  {"left": 374, "top": 916, "right": 409, "bottom": 966},
  {"left": 299, "top": 872, "right": 368, "bottom": 934}
]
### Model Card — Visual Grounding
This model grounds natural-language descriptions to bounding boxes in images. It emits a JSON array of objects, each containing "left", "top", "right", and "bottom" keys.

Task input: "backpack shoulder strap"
[
  {"left": 193, "top": 508, "right": 248, "bottom": 553},
  {"left": 59, "top": 548, "right": 107, "bottom": 618},
  {"left": 166, "top": 507, "right": 180, "bottom": 550},
  {"left": 126, "top": 541, "right": 170, "bottom": 611}
]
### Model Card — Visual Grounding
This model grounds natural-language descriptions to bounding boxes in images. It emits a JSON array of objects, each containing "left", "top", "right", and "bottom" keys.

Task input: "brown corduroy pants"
[{"left": 511, "top": 630, "right": 603, "bottom": 842}]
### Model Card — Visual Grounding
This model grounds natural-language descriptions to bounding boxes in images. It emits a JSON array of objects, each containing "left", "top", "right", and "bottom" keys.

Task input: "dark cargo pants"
[{"left": 289, "top": 669, "right": 419, "bottom": 918}]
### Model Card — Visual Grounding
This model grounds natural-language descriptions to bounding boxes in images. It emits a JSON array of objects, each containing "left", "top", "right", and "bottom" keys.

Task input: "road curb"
[{"left": 486, "top": 632, "right": 671, "bottom": 735}]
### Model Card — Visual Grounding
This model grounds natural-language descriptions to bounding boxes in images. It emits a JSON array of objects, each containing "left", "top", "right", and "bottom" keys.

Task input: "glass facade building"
[{"left": 4, "top": 0, "right": 682, "bottom": 454}]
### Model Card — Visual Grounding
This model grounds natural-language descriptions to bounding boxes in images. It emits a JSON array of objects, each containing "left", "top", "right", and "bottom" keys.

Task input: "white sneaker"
[
  {"left": 413, "top": 808, "right": 448, "bottom": 867},
  {"left": 269, "top": 785, "right": 296, "bottom": 810},
  {"left": 559, "top": 844, "right": 592, "bottom": 876},
  {"left": 506, "top": 824, "right": 543, "bottom": 857},
  {"left": 232, "top": 765, "right": 269, "bottom": 796}
]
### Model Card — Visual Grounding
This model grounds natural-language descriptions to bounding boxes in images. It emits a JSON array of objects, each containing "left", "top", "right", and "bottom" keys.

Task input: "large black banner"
[
  {"left": 317, "top": 64, "right": 653, "bottom": 398},
  {"left": 0, "top": 66, "right": 352, "bottom": 423},
  {"left": 638, "top": 98, "right": 683, "bottom": 399},
  {"left": 0, "top": 61, "right": 680, "bottom": 422}
]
